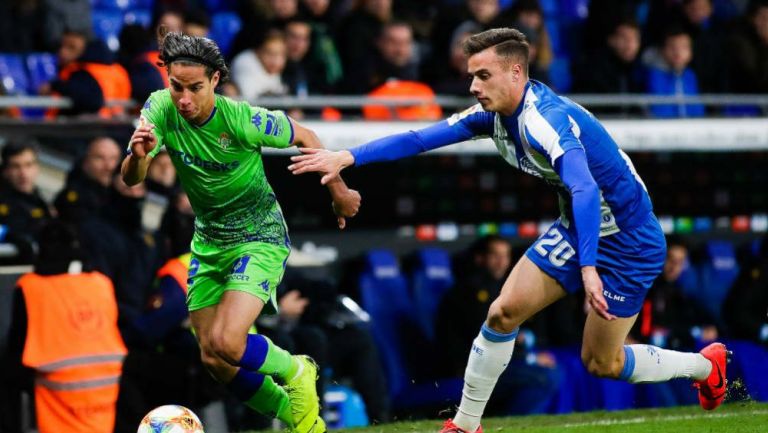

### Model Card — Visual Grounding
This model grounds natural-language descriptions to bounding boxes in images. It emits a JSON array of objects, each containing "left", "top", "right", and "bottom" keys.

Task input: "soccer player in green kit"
[{"left": 121, "top": 32, "right": 360, "bottom": 433}]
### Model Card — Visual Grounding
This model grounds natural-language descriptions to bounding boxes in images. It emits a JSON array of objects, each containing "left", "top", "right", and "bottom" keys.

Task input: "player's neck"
[
  {"left": 499, "top": 81, "right": 529, "bottom": 116},
  {"left": 192, "top": 97, "right": 216, "bottom": 125}
]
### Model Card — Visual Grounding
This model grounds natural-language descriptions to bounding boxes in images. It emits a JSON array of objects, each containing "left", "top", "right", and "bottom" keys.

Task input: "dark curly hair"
[{"left": 157, "top": 28, "right": 230, "bottom": 82}]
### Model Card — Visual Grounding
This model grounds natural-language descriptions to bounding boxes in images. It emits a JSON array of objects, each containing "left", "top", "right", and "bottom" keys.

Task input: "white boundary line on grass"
[{"left": 560, "top": 409, "right": 768, "bottom": 428}]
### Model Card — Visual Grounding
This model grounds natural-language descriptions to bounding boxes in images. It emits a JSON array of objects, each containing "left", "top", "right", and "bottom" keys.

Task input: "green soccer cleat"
[{"left": 283, "top": 355, "right": 325, "bottom": 433}]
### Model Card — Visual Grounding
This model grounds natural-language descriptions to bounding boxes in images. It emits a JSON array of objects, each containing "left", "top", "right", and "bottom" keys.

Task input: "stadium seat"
[
  {"left": 92, "top": 10, "right": 124, "bottom": 51},
  {"left": 25, "top": 53, "right": 57, "bottom": 94},
  {"left": 323, "top": 385, "right": 369, "bottom": 429},
  {"left": 209, "top": 12, "right": 242, "bottom": 56},
  {"left": 548, "top": 57, "right": 572, "bottom": 93},
  {"left": 93, "top": 0, "right": 136, "bottom": 10},
  {"left": 358, "top": 250, "right": 462, "bottom": 410},
  {"left": 559, "top": 0, "right": 590, "bottom": 20},
  {"left": 205, "top": 0, "right": 237, "bottom": 13},
  {"left": 124, "top": 9, "right": 152, "bottom": 28},
  {"left": 410, "top": 248, "right": 454, "bottom": 342},
  {"left": 694, "top": 240, "right": 739, "bottom": 321},
  {"left": 0, "top": 54, "right": 30, "bottom": 95},
  {"left": 359, "top": 250, "right": 412, "bottom": 398}
]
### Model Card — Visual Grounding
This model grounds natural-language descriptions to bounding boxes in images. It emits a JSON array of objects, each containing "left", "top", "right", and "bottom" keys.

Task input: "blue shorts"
[{"left": 525, "top": 214, "right": 666, "bottom": 317}]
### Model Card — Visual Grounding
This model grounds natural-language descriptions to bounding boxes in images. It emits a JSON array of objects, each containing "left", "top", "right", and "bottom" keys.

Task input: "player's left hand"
[
  {"left": 332, "top": 189, "right": 361, "bottom": 229},
  {"left": 582, "top": 266, "right": 616, "bottom": 321}
]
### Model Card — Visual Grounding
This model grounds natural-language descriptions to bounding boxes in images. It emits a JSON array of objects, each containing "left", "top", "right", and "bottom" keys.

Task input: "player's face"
[
  {"left": 467, "top": 48, "right": 525, "bottom": 115},
  {"left": 168, "top": 63, "right": 220, "bottom": 124},
  {"left": 2, "top": 149, "right": 38, "bottom": 194}
]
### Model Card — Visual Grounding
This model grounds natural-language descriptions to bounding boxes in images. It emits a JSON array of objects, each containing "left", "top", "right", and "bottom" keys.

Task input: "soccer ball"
[{"left": 137, "top": 405, "right": 204, "bottom": 433}]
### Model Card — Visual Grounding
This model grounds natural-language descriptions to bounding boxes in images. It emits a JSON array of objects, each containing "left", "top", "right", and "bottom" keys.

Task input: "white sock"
[
  {"left": 619, "top": 344, "right": 712, "bottom": 384},
  {"left": 453, "top": 325, "right": 517, "bottom": 433}
]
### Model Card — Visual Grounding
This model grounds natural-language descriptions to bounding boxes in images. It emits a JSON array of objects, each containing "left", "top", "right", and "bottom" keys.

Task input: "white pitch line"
[{"left": 560, "top": 409, "right": 768, "bottom": 429}]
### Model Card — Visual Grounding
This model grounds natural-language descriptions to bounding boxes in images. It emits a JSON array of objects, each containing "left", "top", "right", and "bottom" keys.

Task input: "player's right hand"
[
  {"left": 129, "top": 121, "right": 157, "bottom": 158},
  {"left": 288, "top": 148, "right": 354, "bottom": 185}
]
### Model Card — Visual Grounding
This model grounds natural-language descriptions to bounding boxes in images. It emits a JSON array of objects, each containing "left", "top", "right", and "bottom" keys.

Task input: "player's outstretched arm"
[
  {"left": 121, "top": 124, "right": 157, "bottom": 186},
  {"left": 290, "top": 119, "right": 360, "bottom": 229},
  {"left": 289, "top": 117, "right": 479, "bottom": 184}
]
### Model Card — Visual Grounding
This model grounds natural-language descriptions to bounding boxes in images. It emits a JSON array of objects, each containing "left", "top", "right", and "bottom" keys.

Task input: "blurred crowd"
[{"left": 0, "top": 0, "right": 767, "bottom": 119}]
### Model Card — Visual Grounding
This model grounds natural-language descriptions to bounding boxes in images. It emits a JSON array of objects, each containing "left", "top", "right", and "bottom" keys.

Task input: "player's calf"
[{"left": 581, "top": 348, "right": 625, "bottom": 379}]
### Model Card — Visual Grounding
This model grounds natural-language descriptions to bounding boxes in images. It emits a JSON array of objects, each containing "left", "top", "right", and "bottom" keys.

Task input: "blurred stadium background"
[{"left": 0, "top": 0, "right": 767, "bottom": 432}]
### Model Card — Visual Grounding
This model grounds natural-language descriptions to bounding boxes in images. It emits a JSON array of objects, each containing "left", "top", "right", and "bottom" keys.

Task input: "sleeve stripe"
[
  {"left": 286, "top": 114, "right": 295, "bottom": 144},
  {"left": 526, "top": 106, "right": 565, "bottom": 164}
]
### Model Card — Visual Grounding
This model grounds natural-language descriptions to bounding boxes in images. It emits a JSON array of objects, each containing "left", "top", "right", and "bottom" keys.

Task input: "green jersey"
[{"left": 137, "top": 89, "right": 294, "bottom": 249}]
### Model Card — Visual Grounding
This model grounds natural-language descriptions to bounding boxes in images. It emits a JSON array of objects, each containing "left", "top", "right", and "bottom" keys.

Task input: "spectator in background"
[
  {"left": 428, "top": 0, "right": 512, "bottom": 80},
  {"left": 436, "top": 236, "right": 562, "bottom": 416},
  {"left": 232, "top": 29, "right": 289, "bottom": 100},
  {"left": 145, "top": 151, "right": 177, "bottom": 200},
  {"left": 55, "top": 137, "right": 119, "bottom": 221},
  {"left": 42, "top": 0, "right": 93, "bottom": 50},
  {"left": 0, "top": 0, "right": 46, "bottom": 52},
  {"left": 580, "top": 0, "right": 642, "bottom": 52},
  {"left": 119, "top": 25, "right": 167, "bottom": 106},
  {"left": 152, "top": 8, "right": 185, "bottom": 34},
  {"left": 184, "top": 8, "right": 211, "bottom": 37},
  {"left": 679, "top": 0, "right": 727, "bottom": 92},
  {"left": 6, "top": 220, "right": 127, "bottom": 433},
  {"left": 433, "top": 23, "right": 480, "bottom": 95},
  {"left": 724, "top": 236, "right": 768, "bottom": 344},
  {"left": 727, "top": 0, "right": 768, "bottom": 93},
  {"left": 575, "top": 19, "right": 644, "bottom": 94},
  {"left": 509, "top": 0, "right": 552, "bottom": 86},
  {"left": 41, "top": 31, "right": 132, "bottom": 118},
  {"left": 515, "top": 24, "right": 550, "bottom": 85},
  {"left": 646, "top": 27, "right": 705, "bottom": 118},
  {"left": 349, "top": 21, "right": 420, "bottom": 93},
  {"left": 271, "top": 0, "right": 302, "bottom": 25},
  {"left": 55, "top": 136, "right": 121, "bottom": 222},
  {"left": 280, "top": 17, "right": 342, "bottom": 117},
  {"left": 336, "top": 0, "right": 393, "bottom": 93},
  {"left": 0, "top": 140, "right": 52, "bottom": 243},
  {"left": 629, "top": 238, "right": 719, "bottom": 351},
  {"left": 301, "top": 0, "right": 344, "bottom": 28}
]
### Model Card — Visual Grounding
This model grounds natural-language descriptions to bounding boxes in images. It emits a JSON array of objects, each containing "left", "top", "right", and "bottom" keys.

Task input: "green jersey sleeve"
[
  {"left": 134, "top": 90, "right": 168, "bottom": 158},
  {"left": 240, "top": 104, "right": 295, "bottom": 149}
]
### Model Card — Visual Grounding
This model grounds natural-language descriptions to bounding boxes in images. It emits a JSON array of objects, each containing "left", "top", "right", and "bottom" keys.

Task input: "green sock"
[
  {"left": 245, "top": 375, "right": 293, "bottom": 426},
  {"left": 241, "top": 334, "right": 300, "bottom": 382}
]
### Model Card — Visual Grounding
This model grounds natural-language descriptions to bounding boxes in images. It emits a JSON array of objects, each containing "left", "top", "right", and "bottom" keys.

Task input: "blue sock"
[
  {"left": 618, "top": 345, "right": 636, "bottom": 381},
  {"left": 227, "top": 368, "right": 265, "bottom": 401},
  {"left": 238, "top": 334, "right": 269, "bottom": 371}
]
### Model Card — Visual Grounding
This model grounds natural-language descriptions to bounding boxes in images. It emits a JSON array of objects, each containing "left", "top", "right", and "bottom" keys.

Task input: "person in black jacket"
[{"left": 0, "top": 140, "right": 52, "bottom": 245}]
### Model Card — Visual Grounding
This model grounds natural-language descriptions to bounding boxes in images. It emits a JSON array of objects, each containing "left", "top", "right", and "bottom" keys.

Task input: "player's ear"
[{"left": 210, "top": 70, "right": 220, "bottom": 88}]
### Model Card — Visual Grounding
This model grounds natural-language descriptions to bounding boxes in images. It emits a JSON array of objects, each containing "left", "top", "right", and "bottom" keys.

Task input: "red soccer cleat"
[
  {"left": 694, "top": 342, "right": 732, "bottom": 410},
  {"left": 439, "top": 419, "right": 483, "bottom": 433}
]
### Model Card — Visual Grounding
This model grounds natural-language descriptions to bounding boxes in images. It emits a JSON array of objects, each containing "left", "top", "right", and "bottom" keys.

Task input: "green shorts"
[{"left": 187, "top": 241, "right": 290, "bottom": 313}]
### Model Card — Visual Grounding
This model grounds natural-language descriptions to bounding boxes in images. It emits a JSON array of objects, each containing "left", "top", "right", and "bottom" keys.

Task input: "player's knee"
[
  {"left": 487, "top": 298, "right": 523, "bottom": 334},
  {"left": 581, "top": 351, "right": 622, "bottom": 379},
  {"left": 208, "top": 330, "right": 245, "bottom": 365}
]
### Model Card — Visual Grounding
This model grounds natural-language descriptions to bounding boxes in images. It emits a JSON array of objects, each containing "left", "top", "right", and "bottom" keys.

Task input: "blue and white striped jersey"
[
  {"left": 444, "top": 80, "right": 653, "bottom": 235},
  {"left": 350, "top": 80, "right": 656, "bottom": 266}
]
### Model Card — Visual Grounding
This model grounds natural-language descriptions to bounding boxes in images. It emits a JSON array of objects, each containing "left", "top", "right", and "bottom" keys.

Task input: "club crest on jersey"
[{"left": 219, "top": 132, "right": 232, "bottom": 149}]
